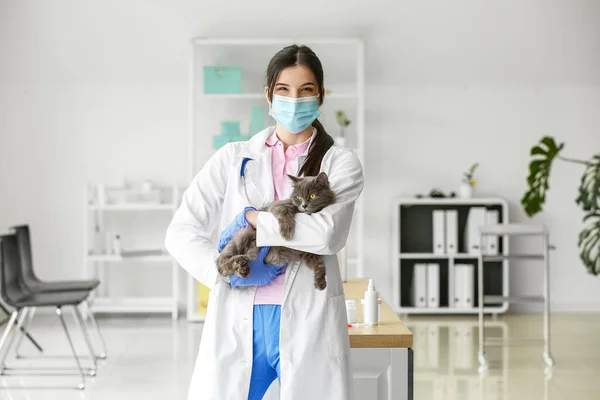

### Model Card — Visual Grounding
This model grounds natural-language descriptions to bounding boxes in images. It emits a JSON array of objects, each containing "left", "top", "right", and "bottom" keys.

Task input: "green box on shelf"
[
  {"left": 249, "top": 106, "right": 265, "bottom": 135},
  {"left": 203, "top": 66, "right": 242, "bottom": 94},
  {"left": 220, "top": 121, "right": 241, "bottom": 137}
]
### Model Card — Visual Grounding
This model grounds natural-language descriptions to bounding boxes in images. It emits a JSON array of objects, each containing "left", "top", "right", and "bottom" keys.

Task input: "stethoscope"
[{"left": 240, "top": 157, "right": 253, "bottom": 201}]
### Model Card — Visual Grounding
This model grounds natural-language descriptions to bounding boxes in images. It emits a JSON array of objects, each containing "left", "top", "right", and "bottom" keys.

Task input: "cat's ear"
[
  {"left": 287, "top": 174, "right": 302, "bottom": 184},
  {"left": 316, "top": 171, "right": 329, "bottom": 184}
]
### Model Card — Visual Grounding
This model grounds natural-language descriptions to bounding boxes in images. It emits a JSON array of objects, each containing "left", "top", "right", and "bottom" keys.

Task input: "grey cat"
[{"left": 216, "top": 171, "right": 336, "bottom": 290}]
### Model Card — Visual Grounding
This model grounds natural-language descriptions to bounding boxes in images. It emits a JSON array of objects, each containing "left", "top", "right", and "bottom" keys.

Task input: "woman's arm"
[
  {"left": 254, "top": 150, "right": 364, "bottom": 255},
  {"left": 164, "top": 144, "right": 232, "bottom": 291}
]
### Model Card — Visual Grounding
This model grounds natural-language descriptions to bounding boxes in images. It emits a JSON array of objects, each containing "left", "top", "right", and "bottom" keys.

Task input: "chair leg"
[
  {"left": 72, "top": 306, "right": 97, "bottom": 375},
  {"left": 0, "top": 309, "right": 28, "bottom": 374},
  {"left": 13, "top": 307, "right": 40, "bottom": 358},
  {"left": 0, "top": 311, "right": 20, "bottom": 361},
  {"left": 0, "top": 303, "right": 43, "bottom": 353},
  {"left": 56, "top": 307, "right": 85, "bottom": 390},
  {"left": 86, "top": 301, "right": 107, "bottom": 359}
]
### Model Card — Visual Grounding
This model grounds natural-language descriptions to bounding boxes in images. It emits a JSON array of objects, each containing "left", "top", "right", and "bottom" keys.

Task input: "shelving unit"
[
  {"left": 84, "top": 183, "right": 181, "bottom": 319},
  {"left": 392, "top": 198, "right": 509, "bottom": 315},
  {"left": 186, "top": 37, "right": 365, "bottom": 321}
]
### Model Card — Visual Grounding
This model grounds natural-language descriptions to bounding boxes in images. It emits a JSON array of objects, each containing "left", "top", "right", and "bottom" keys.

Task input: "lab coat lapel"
[{"left": 239, "top": 127, "right": 275, "bottom": 207}]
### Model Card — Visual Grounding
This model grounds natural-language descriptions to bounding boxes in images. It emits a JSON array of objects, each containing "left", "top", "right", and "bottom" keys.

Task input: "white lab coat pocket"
[{"left": 326, "top": 294, "right": 350, "bottom": 359}]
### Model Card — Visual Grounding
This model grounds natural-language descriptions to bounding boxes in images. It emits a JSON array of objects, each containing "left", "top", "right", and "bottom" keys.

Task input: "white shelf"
[
  {"left": 87, "top": 253, "right": 172, "bottom": 262},
  {"left": 200, "top": 93, "right": 357, "bottom": 100},
  {"left": 399, "top": 253, "right": 481, "bottom": 260},
  {"left": 187, "top": 314, "right": 206, "bottom": 322},
  {"left": 392, "top": 198, "right": 509, "bottom": 316},
  {"left": 89, "top": 203, "right": 174, "bottom": 211},
  {"left": 84, "top": 182, "right": 181, "bottom": 319},
  {"left": 397, "top": 197, "right": 507, "bottom": 206},
  {"left": 192, "top": 37, "right": 362, "bottom": 46},
  {"left": 395, "top": 306, "right": 507, "bottom": 314},
  {"left": 90, "top": 297, "right": 175, "bottom": 314}
]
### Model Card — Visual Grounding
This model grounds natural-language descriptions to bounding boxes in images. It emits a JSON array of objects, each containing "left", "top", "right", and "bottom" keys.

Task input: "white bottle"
[
  {"left": 362, "top": 279, "right": 380, "bottom": 326},
  {"left": 345, "top": 300, "right": 357, "bottom": 324}
]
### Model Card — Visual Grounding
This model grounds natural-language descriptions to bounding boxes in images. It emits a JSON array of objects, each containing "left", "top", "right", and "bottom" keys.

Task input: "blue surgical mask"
[{"left": 268, "top": 94, "right": 321, "bottom": 134}]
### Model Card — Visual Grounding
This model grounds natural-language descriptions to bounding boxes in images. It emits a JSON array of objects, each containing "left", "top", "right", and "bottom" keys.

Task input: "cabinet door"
[
  {"left": 261, "top": 348, "right": 413, "bottom": 400},
  {"left": 351, "top": 348, "right": 412, "bottom": 400}
]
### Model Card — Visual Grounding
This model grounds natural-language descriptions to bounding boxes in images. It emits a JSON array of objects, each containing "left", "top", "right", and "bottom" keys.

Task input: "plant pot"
[{"left": 459, "top": 183, "right": 473, "bottom": 199}]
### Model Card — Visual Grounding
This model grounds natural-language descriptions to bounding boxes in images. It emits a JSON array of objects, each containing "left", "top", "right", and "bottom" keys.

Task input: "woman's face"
[{"left": 265, "top": 64, "right": 319, "bottom": 104}]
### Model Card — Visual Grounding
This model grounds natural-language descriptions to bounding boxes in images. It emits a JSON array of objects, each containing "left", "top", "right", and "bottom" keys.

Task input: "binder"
[
  {"left": 464, "top": 207, "right": 486, "bottom": 254},
  {"left": 485, "top": 210, "right": 499, "bottom": 255},
  {"left": 411, "top": 263, "right": 428, "bottom": 308},
  {"left": 427, "top": 263, "right": 440, "bottom": 308},
  {"left": 445, "top": 210, "right": 458, "bottom": 254},
  {"left": 432, "top": 210, "right": 446, "bottom": 254},
  {"left": 454, "top": 264, "right": 474, "bottom": 309}
]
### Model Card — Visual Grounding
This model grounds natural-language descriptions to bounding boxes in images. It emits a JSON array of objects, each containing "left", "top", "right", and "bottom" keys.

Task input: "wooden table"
[
  {"left": 345, "top": 279, "right": 414, "bottom": 400},
  {"left": 264, "top": 279, "right": 414, "bottom": 400}
]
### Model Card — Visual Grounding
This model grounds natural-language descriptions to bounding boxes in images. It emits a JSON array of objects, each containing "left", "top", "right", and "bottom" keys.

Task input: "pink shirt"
[{"left": 254, "top": 128, "right": 315, "bottom": 305}]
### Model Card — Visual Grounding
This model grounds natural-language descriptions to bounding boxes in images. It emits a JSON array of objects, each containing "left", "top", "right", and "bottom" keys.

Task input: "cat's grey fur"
[{"left": 216, "top": 171, "right": 336, "bottom": 290}]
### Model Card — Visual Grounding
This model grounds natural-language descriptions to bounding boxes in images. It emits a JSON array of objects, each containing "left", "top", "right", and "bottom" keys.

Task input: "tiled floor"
[{"left": 0, "top": 312, "right": 598, "bottom": 399}]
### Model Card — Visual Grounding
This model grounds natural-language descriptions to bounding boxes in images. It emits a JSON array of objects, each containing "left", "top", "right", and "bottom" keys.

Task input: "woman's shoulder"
[{"left": 324, "top": 145, "right": 363, "bottom": 170}]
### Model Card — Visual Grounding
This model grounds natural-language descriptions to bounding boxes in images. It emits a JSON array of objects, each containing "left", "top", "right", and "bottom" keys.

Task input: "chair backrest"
[
  {"left": 0, "top": 234, "right": 28, "bottom": 306},
  {"left": 10, "top": 225, "right": 37, "bottom": 283}
]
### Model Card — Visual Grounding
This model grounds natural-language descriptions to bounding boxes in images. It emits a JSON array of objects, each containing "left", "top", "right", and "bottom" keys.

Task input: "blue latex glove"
[{"left": 218, "top": 207, "right": 285, "bottom": 288}]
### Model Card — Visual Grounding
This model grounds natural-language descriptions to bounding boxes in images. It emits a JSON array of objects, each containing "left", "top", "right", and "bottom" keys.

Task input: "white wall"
[{"left": 1, "top": 0, "right": 599, "bottom": 312}]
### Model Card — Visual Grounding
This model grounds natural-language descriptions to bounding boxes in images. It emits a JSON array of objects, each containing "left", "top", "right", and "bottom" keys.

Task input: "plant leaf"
[
  {"left": 520, "top": 136, "right": 565, "bottom": 217},
  {"left": 576, "top": 155, "right": 600, "bottom": 211},
  {"left": 578, "top": 211, "right": 600, "bottom": 275}
]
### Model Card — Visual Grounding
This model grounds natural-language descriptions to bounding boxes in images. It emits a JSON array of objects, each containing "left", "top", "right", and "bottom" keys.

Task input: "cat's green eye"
[
  {"left": 309, "top": 194, "right": 316, "bottom": 199},
  {"left": 296, "top": 196, "right": 302, "bottom": 201}
]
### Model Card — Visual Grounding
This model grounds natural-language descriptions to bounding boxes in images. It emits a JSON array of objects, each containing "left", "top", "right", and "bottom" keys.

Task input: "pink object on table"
[{"left": 253, "top": 128, "right": 315, "bottom": 305}]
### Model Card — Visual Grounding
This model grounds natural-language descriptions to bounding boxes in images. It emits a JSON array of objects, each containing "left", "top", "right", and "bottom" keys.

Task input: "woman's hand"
[{"left": 245, "top": 210, "right": 258, "bottom": 228}]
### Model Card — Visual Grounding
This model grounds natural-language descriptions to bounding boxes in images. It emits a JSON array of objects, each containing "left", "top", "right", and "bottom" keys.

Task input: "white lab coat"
[{"left": 165, "top": 126, "right": 364, "bottom": 400}]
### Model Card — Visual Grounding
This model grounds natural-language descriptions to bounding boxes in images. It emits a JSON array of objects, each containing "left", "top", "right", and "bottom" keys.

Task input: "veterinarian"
[{"left": 165, "top": 44, "right": 364, "bottom": 400}]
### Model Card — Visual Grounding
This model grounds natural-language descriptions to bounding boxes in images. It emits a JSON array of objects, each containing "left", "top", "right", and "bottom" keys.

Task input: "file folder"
[
  {"left": 485, "top": 209, "right": 499, "bottom": 255},
  {"left": 411, "top": 263, "right": 428, "bottom": 308},
  {"left": 445, "top": 210, "right": 458, "bottom": 254},
  {"left": 427, "top": 263, "right": 440, "bottom": 308},
  {"left": 464, "top": 207, "right": 486, "bottom": 254},
  {"left": 433, "top": 210, "right": 446, "bottom": 254}
]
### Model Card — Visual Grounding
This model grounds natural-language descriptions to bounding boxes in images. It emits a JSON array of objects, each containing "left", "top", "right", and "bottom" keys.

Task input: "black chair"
[
  {"left": 10, "top": 225, "right": 107, "bottom": 360},
  {"left": 0, "top": 234, "right": 96, "bottom": 390},
  {"left": 11, "top": 225, "right": 100, "bottom": 293}
]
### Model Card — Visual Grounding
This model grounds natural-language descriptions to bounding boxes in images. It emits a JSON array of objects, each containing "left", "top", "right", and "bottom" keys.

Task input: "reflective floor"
[
  {"left": 406, "top": 313, "right": 600, "bottom": 400},
  {"left": 0, "top": 312, "right": 597, "bottom": 399}
]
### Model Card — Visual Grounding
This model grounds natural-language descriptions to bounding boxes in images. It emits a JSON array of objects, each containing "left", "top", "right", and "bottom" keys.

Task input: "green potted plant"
[
  {"left": 335, "top": 110, "right": 351, "bottom": 147},
  {"left": 521, "top": 136, "right": 600, "bottom": 275},
  {"left": 460, "top": 162, "right": 479, "bottom": 198}
]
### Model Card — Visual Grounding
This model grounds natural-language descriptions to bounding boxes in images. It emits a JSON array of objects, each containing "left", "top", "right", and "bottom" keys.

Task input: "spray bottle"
[{"left": 361, "top": 279, "right": 381, "bottom": 326}]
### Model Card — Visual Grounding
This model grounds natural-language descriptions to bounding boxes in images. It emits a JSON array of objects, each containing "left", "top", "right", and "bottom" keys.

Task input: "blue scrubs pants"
[{"left": 248, "top": 305, "right": 281, "bottom": 400}]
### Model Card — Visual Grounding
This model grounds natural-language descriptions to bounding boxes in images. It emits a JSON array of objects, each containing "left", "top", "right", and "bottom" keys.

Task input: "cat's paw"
[
  {"left": 232, "top": 256, "right": 250, "bottom": 278},
  {"left": 216, "top": 258, "right": 228, "bottom": 277},
  {"left": 247, "top": 245, "right": 259, "bottom": 259},
  {"left": 278, "top": 219, "right": 295, "bottom": 240},
  {"left": 315, "top": 278, "right": 327, "bottom": 291}
]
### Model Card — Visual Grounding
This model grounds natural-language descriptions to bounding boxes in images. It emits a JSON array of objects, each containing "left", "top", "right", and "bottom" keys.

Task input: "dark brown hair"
[{"left": 266, "top": 44, "right": 334, "bottom": 177}]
